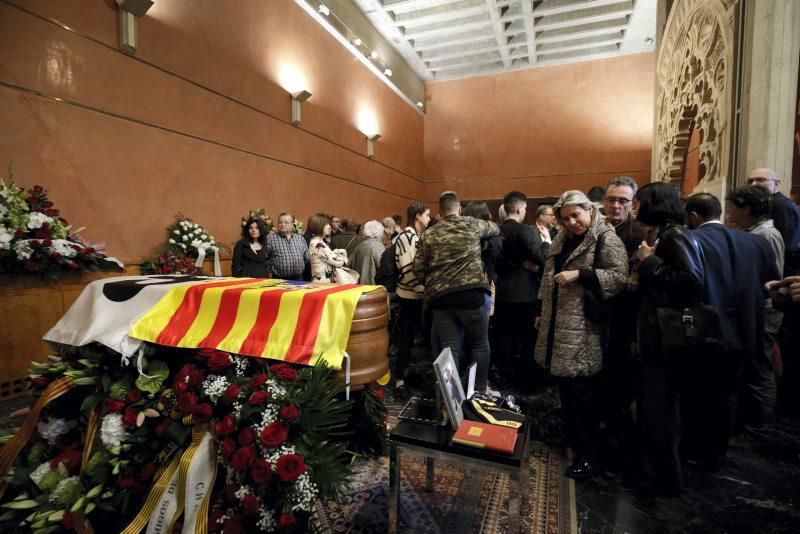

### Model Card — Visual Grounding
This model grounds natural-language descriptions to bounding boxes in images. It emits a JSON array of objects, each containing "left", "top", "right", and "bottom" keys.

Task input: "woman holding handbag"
[
  {"left": 633, "top": 182, "right": 704, "bottom": 495},
  {"left": 308, "top": 214, "right": 347, "bottom": 283},
  {"left": 534, "top": 190, "right": 628, "bottom": 480}
]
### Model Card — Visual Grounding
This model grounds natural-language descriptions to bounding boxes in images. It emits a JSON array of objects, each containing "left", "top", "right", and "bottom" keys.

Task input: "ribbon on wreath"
[
  {"left": 194, "top": 247, "right": 221, "bottom": 277},
  {"left": 0, "top": 377, "right": 75, "bottom": 500},
  {"left": 72, "top": 405, "right": 103, "bottom": 534}
]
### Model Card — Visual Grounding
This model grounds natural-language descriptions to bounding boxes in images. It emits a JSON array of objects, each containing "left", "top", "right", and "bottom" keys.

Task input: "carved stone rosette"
[{"left": 653, "top": 0, "right": 737, "bottom": 191}]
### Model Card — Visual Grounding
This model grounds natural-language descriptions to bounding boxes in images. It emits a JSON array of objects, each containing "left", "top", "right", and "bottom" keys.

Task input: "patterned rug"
[{"left": 312, "top": 441, "right": 570, "bottom": 533}]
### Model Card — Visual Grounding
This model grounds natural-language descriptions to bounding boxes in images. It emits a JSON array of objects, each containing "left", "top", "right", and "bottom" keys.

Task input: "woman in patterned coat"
[{"left": 534, "top": 190, "right": 628, "bottom": 480}]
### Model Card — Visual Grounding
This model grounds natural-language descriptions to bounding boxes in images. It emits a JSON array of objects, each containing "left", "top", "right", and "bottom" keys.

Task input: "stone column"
[{"left": 738, "top": 0, "right": 800, "bottom": 192}]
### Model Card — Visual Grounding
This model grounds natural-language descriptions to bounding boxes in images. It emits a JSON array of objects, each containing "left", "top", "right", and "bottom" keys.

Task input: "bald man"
[{"left": 746, "top": 168, "right": 800, "bottom": 262}]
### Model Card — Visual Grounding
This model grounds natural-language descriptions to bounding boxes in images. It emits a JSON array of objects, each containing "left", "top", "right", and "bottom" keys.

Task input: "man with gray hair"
[
  {"left": 265, "top": 212, "right": 308, "bottom": 280},
  {"left": 413, "top": 191, "right": 500, "bottom": 394},
  {"left": 746, "top": 168, "right": 800, "bottom": 270}
]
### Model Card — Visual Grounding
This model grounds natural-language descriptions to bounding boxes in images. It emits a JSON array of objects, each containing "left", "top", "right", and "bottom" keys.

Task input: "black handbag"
[{"left": 655, "top": 305, "right": 725, "bottom": 356}]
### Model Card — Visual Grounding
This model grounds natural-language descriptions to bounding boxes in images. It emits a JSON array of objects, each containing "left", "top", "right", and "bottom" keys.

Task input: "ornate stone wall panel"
[{"left": 654, "top": 0, "right": 737, "bottom": 193}]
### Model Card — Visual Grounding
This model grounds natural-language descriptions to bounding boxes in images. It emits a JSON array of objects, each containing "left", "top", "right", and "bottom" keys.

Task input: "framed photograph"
[{"left": 433, "top": 348, "right": 465, "bottom": 430}]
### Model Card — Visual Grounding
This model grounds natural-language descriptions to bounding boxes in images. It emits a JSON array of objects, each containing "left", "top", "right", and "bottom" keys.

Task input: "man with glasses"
[
  {"left": 330, "top": 216, "right": 342, "bottom": 237},
  {"left": 264, "top": 212, "right": 308, "bottom": 280},
  {"left": 534, "top": 205, "right": 556, "bottom": 244},
  {"left": 600, "top": 176, "right": 647, "bottom": 473},
  {"left": 746, "top": 168, "right": 800, "bottom": 266}
]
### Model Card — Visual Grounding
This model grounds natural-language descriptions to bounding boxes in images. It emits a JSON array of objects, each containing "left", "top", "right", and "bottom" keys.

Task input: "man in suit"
[
  {"left": 746, "top": 168, "right": 800, "bottom": 272},
  {"left": 493, "top": 191, "right": 548, "bottom": 390},
  {"left": 684, "top": 193, "right": 780, "bottom": 467}
]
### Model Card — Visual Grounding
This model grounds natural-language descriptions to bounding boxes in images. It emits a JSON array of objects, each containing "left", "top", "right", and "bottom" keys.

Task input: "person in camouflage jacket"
[{"left": 413, "top": 191, "right": 500, "bottom": 390}]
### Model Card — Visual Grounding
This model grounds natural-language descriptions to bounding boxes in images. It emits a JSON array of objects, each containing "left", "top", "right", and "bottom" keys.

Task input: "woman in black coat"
[
  {"left": 232, "top": 217, "right": 269, "bottom": 278},
  {"left": 633, "top": 183, "right": 703, "bottom": 495}
]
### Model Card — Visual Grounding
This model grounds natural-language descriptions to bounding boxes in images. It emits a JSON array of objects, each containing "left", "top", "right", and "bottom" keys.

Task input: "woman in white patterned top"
[{"left": 308, "top": 213, "right": 345, "bottom": 282}]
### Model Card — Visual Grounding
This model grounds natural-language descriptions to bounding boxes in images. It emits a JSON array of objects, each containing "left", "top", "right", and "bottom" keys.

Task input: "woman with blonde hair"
[{"left": 534, "top": 190, "right": 628, "bottom": 479}]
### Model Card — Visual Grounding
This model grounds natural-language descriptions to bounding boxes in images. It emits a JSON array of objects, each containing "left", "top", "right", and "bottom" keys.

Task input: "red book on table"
[{"left": 452, "top": 419, "right": 519, "bottom": 455}]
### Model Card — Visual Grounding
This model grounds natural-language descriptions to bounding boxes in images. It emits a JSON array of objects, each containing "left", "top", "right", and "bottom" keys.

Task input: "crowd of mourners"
[{"left": 230, "top": 168, "right": 800, "bottom": 496}]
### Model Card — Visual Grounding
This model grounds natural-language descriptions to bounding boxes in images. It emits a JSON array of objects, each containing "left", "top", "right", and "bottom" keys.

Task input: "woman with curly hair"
[{"left": 232, "top": 217, "right": 269, "bottom": 278}]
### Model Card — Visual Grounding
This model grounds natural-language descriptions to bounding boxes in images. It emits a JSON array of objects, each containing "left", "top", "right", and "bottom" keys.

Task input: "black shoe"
[
  {"left": 392, "top": 385, "right": 411, "bottom": 401},
  {"left": 564, "top": 457, "right": 603, "bottom": 480}
]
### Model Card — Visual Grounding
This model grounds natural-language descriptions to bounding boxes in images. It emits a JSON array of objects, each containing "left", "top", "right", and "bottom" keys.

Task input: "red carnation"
[
  {"left": 241, "top": 493, "right": 260, "bottom": 516},
  {"left": 50, "top": 450, "right": 82, "bottom": 472},
  {"left": 105, "top": 399, "right": 125, "bottom": 412},
  {"left": 270, "top": 364, "right": 297, "bottom": 382},
  {"left": 174, "top": 380, "right": 189, "bottom": 395},
  {"left": 122, "top": 408, "right": 138, "bottom": 426},
  {"left": 250, "top": 458, "right": 272, "bottom": 486},
  {"left": 279, "top": 405, "right": 300, "bottom": 424},
  {"left": 275, "top": 453, "right": 306, "bottom": 482},
  {"left": 192, "top": 403, "right": 213, "bottom": 422},
  {"left": 237, "top": 426, "right": 257, "bottom": 446},
  {"left": 154, "top": 418, "right": 173, "bottom": 437},
  {"left": 278, "top": 512, "right": 297, "bottom": 531},
  {"left": 219, "top": 438, "right": 236, "bottom": 459},
  {"left": 207, "top": 351, "right": 233, "bottom": 371},
  {"left": 177, "top": 392, "right": 197, "bottom": 414},
  {"left": 249, "top": 391, "right": 268, "bottom": 406},
  {"left": 230, "top": 446, "right": 255, "bottom": 471},
  {"left": 223, "top": 515, "right": 243, "bottom": 534},
  {"left": 259, "top": 421, "right": 288, "bottom": 448},
  {"left": 213, "top": 415, "right": 234, "bottom": 437},
  {"left": 222, "top": 383, "right": 240, "bottom": 404},
  {"left": 249, "top": 373, "right": 268, "bottom": 389},
  {"left": 127, "top": 389, "right": 142, "bottom": 403}
]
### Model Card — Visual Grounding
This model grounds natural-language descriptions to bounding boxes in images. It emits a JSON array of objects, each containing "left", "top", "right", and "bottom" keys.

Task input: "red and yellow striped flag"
[{"left": 129, "top": 278, "right": 381, "bottom": 368}]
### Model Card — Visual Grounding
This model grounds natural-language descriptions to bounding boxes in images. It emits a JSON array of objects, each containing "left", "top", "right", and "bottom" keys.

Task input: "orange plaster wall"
[
  {"left": 423, "top": 53, "right": 655, "bottom": 201},
  {"left": 0, "top": 0, "right": 424, "bottom": 263}
]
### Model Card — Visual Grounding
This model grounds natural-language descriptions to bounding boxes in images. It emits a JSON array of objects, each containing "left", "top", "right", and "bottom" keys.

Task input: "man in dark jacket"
[
  {"left": 747, "top": 168, "right": 800, "bottom": 272},
  {"left": 599, "top": 176, "right": 647, "bottom": 466},
  {"left": 493, "top": 191, "right": 547, "bottom": 389},
  {"left": 684, "top": 193, "right": 780, "bottom": 467},
  {"left": 330, "top": 217, "right": 364, "bottom": 258}
]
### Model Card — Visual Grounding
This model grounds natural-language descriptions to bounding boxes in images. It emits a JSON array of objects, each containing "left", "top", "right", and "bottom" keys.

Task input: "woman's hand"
[
  {"left": 534, "top": 316, "right": 541, "bottom": 330},
  {"left": 554, "top": 270, "right": 579, "bottom": 286},
  {"left": 635, "top": 239, "right": 658, "bottom": 261}
]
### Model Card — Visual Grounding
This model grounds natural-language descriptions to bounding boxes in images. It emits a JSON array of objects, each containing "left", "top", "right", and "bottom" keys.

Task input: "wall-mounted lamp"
[
  {"left": 115, "top": 0, "right": 154, "bottom": 53},
  {"left": 291, "top": 90, "right": 312, "bottom": 125},
  {"left": 366, "top": 133, "right": 381, "bottom": 158}
]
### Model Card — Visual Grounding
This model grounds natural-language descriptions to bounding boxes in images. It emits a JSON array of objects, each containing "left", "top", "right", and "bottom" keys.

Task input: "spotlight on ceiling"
[
  {"left": 383, "top": 68, "right": 393, "bottom": 77},
  {"left": 318, "top": 3, "right": 330, "bottom": 16},
  {"left": 353, "top": 38, "right": 362, "bottom": 46},
  {"left": 370, "top": 51, "right": 379, "bottom": 60}
]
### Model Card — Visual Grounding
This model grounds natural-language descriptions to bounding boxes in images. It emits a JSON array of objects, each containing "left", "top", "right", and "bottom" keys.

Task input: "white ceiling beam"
[
  {"left": 391, "top": 0, "right": 486, "bottom": 28},
  {"left": 486, "top": 0, "right": 511, "bottom": 68},
  {"left": 533, "top": 1, "right": 635, "bottom": 31},
  {"left": 403, "top": 16, "right": 493, "bottom": 39},
  {"left": 521, "top": 0, "right": 536, "bottom": 65},
  {"left": 535, "top": 19, "right": 629, "bottom": 44},
  {"left": 430, "top": 50, "right": 528, "bottom": 72},
  {"left": 413, "top": 27, "right": 524, "bottom": 51},
  {"left": 537, "top": 43, "right": 619, "bottom": 61},
  {"left": 537, "top": 36, "right": 623, "bottom": 54},
  {"left": 532, "top": 0, "right": 634, "bottom": 18},
  {"left": 420, "top": 35, "right": 527, "bottom": 61}
]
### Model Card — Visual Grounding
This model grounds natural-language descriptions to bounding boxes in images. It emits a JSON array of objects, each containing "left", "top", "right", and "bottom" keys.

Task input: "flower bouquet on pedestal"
[
  {"left": 0, "top": 170, "right": 123, "bottom": 278},
  {"left": 0, "top": 344, "right": 387, "bottom": 532},
  {"left": 140, "top": 215, "right": 225, "bottom": 276}
]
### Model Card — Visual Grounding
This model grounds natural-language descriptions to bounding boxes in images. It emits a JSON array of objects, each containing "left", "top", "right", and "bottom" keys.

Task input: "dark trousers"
[
  {"left": 738, "top": 340, "right": 776, "bottom": 429},
  {"left": 432, "top": 306, "right": 490, "bottom": 388},
  {"left": 640, "top": 364, "right": 682, "bottom": 491},
  {"left": 599, "top": 328, "right": 640, "bottom": 462},
  {"left": 559, "top": 375, "right": 601, "bottom": 459},
  {"left": 393, "top": 297, "right": 423, "bottom": 380},
  {"left": 492, "top": 302, "right": 537, "bottom": 382}
]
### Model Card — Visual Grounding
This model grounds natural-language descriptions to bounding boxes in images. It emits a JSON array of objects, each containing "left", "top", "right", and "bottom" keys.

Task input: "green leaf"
[
  {"left": 84, "top": 502, "right": 96, "bottom": 515},
  {"left": 80, "top": 392, "right": 104, "bottom": 413},
  {"left": 2, "top": 500, "right": 39, "bottom": 510},
  {"left": 135, "top": 360, "right": 169, "bottom": 394}
]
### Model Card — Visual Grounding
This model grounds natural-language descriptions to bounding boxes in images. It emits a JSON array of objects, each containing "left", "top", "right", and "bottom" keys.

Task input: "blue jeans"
[{"left": 431, "top": 306, "right": 490, "bottom": 388}]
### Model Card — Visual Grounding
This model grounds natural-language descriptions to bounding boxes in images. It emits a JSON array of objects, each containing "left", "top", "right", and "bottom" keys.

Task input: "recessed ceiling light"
[
  {"left": 370, "top": 51, "right": 379, "bottom": 60},
  {"left": 353, "top": 37, "right": 362, "bottom": 46},
  {"left": 416, "top": 101, "right": 424, "bottom": 108},
  {"left": 384, "top": 68, "right": 393, "bottom": 77},
  {"left": 318, "top": 3, "right": 330, "bottom": 16}
]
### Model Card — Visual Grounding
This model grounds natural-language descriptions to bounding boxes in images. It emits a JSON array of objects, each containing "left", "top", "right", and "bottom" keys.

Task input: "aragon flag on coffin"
[{"left": 43, "top": 275, "right": 381, "bottom": 369}]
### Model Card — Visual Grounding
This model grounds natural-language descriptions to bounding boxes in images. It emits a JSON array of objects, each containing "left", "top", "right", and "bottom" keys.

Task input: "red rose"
[
  {"left": 278, "top": 512, "right": 297, "bottom": 531},
  {"left": 219, "top": 438, "right": 236, "bottom": 459},
  {"left": 31, "top": 377, "right": 49, "bottom": 388},
  {"left": 241, "top": 493, "right": 260, "bottom": 516},
  {"left": 259, "top": 421, "right": 288, "bottom": 448},
  {"left": 154, "top": 417, "right": 173, "bottom": 437},
  {"left": 375, "top": 388, "right": 385, "bottom": 399},
  {"left": 174, "top": 380, "right": 189, "bottom": 395},
  {"left": 230, "top": 446, "right": 254, "bottom": 471},
  {"left": 105, "top": 399, "right": 125, "bottom": 412},
  {"left": 249, "top": 391, "right": 269, "bottom": 406},
  {"left": 250, "top": 458, "right": 272, "bottom": 486},
  {"left": 122, "top": 408, "right": 138, "bottom": 426},
  {"left": 207, "top": 351, "right": 233, "bottom": 371},
  {"left": 50, "top": 450, "right": 82, "bottom": 471},
  {"left": 196, "top": 348, "right": 216, "bottom": 362},
  {"left": 127, "top": 389, "right": 142, "bottom": 403},
  {"left": 270, "top": 364, "right": 297, "bottom": 382},
  {"left": 192, "top": 403, "right": 213, "bottom": 422},
  {"left": 249, "top": 373, "right": 268, "bottom": 389},
  {"left": 177, "top": 392, "right": 197, "bottom": 414},
  {"left": 118, "top": 470, "right": 136, "bottom": 489},
  {"left": 213, "top": 415, "right": 234, "bottom": 437},
  {"left": 24, "top": 261, "right": 38, "bottom": 272},
  {"left": 275, "top": 454, "right": 306, "bottom": 482},
  {"left": 222, "top": 383, "right": 240, "bottom": 404},
  {"left": 33, "top": 185, "right": 43, "bottom": 193},
  {"left": 42, "top": 239, "right": 53, "bottom": 247},
  {"left": 176, "top": 364, "right": 192, "bottom": 380},
  {"left": 68, "top": 262, "right": 80, "bottom": 271},
  {"left": 62, "top": 511, "right": 75, "bottom": 529},
  {"left": 30, "top": 240, "right": 41, "bottom": 249},
  {"left": 237, "top": 426, "right": 257, "bottom": 446},
  {"left": 187, "top": 369, "right": 204, "bottom": 387},
  {"left": 223, "top": 515, "right": 243, "bottom": 534},
  {"left": 138, "top": 462, "right": 156, "bottom": 481},
  {"left": 279, "top": 405, "right": 300, "bottom": 424}
]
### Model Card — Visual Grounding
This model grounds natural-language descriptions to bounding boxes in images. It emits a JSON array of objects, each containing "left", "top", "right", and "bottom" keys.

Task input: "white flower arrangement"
[
  {"left": 26, "top": 211, "right": 53, "bottom": 229},
  {"left": 201, "top": 374, "right": 229, "bottom": 403},
  {"left": 167, "top": 217, "right": 219, "bottom": 259},
  {"left": 47, "top": 238, "right": 78, "bottom": 258},
  {"left": 13, "top": 240, "right": 33, "bottom": 260},
  {"left": 36, "top": 417, "right": 76, "bottom": 445},
  {"left": 288, "top": 472, "right": 318, "bottom": 512},
  {"left": 100, "top": 413, "right": 129, "bottom": 448}
]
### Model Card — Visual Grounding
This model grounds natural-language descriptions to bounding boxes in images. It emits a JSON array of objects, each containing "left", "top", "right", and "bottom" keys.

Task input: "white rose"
[
  {"left": 173, "top": 229, "right": 180, "bottom": 235},
  {"left": 180, "top": 243, "right": 186, "bottom": 249},
  {"left": 100, "top": 413, "right": 128, "bottom": 448},
  {"left": 182, "top": 235, "right": 188, "bottom": 241},
  {"left": 169, "top": 238, "right": 176, "bottom": 244},
  {"left": 27, "top": 212, "right": 54, "bottom": 230}
]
